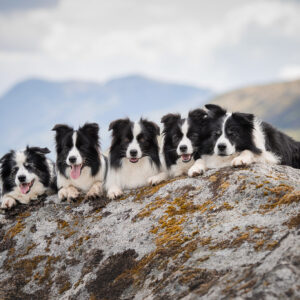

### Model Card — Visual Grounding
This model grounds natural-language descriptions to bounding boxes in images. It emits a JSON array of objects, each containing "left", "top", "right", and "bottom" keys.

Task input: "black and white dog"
[
  {"left": 52, "top": 123, "right": 107, "bottom": 202},
  {"left": 148, "top": 109, "right": 210, "bottom": 185},
  {"left": 0, "top": 147, "right": 56, "bottom": 209},
  {"left": 105, "top": 118, "right": 161, "bottom": 199},
  {"left": 189, "top": 104, "right": 300, "bottom": 173}
]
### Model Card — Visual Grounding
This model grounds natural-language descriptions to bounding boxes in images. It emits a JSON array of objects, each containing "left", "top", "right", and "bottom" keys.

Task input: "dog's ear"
[
  {"left": 205, "top": 104, "right": 227, "bottom": 117},
  {"left": 0, "top": 152, "right": 11, "bottom": 165},
  {"left": 141, "top": 119, "right": 160, "bottom": 136},
  {"left": 188, "top": 109, "right": 208, "bottom": 122},
  {"left": 52, "top": 124, "right": 73, "bottom": 135},
  {"left": 161, "top": 113, "right": 181, "bottom": 129},
  {"left": 26, "top": 146, "right": 51, "bottom": 156},
  {"left": 52, "top": 124, "right": 73, "bottom": 145},
  {"left": 78, "top": 123, "right": 99, "bottom": 141},
  {"left": 0, "top": 152, "right": 13, "bottom": 176},
  {"left": 232, "top": 112, "right": 254, "bottom": 125},
  {"left": 109, "top": 118, "right": 131, "bottom": 133}
]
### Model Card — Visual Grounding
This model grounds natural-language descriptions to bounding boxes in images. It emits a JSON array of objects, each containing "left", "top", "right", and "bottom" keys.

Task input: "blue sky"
[{"left": 0, "top": 0, "right": 300, "bottom": 96}]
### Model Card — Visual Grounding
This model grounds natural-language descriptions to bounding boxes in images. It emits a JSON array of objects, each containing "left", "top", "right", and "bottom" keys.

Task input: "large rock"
[{"left": 0, "top": 164, "right": 299, "bottom": 300}]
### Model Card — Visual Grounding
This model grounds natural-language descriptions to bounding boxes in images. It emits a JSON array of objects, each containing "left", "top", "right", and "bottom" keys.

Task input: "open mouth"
[
  {"left": 70, "top": 164, "right": 82, "bottom": 179},
  {"left": 19, "top": 179, "right": 34, "bottom": 194},
  {"left": 181, "top": 154, "right": 192, "bottom": 163},
  {"left": 129, "top": 158, "right": 139, "bottom": 163}
]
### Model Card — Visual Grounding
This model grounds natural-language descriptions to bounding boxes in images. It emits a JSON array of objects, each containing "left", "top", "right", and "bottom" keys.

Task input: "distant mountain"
[
  {"left": 0, "top": 75, "right": 213, "bottom": 156},
  {"left": 211, "top": 79, "right": 300, "bottom": 139}
]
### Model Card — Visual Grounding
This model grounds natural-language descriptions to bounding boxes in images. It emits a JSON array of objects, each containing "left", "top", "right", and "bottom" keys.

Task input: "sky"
[{"left": 1, "top": 0, "right": 300, "bottom": 95}]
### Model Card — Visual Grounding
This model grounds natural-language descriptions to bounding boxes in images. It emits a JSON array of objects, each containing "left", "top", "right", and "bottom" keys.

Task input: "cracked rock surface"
[{"left": 0, "top": 164, "right": 299, "bottom": 299}]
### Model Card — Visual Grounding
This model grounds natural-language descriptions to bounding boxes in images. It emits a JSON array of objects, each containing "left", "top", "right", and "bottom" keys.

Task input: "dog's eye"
[
  {"left": 24, "top": 163, "right": 32, "bottom": 170},
  {"left": 125, "top": 137, "right": 130, "bottom": 143},
  {"left": 227, "top": 130, "right": 236, "bottom": 137},
  {"left": 12, "top": 166, "right": 19, "bottom": 173},
  {"left": 139, "top": 137, "right": 145, "bottom": 143},
  {"left": 214, "top": 130, "right": 222, "bottom": 137},
  {"left": 173, "top": 135, "right": 180, "bottom": 142}
]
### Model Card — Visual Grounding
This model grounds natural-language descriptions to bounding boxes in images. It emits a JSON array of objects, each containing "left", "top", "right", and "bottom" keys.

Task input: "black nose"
[
  {"left": 18, "top": 175, "right": 26, "bottom": 183},
  {"left": 179, "top": 145, "right": 187, "bottom": 153},
  {"left": 130, "top": 150, "right": 138, "bottom": 157},
  {"left": 69, "top": 156, "right": 77, "bottom": 164},
  {"left": 218, "top": 144, "right": 226, "bottom": 151}
]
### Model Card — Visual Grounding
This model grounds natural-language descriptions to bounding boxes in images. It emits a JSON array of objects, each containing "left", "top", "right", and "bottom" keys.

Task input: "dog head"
[
  {"left": 161, "top": 109, "right": 209, "bottom": 164},
  {"left": 205, "top": 104, "right": 261, "bottom": 156},
  {"left": 0, "top": 146, "right": 50, "bottom": 195},
  {"left": 52, "top": 123, "right": 100, "bottom": 179},
  {"left": 109, "top": 118, "right": 160, "bottom": 167}
]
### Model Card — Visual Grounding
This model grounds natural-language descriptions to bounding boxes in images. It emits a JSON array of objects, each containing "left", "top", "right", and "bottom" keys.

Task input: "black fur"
[
  {"left": 0, "top": 146, "right": 56, "bottom": 196},
  {"left": 109, "top": 118, "right": 161, "bottom": 169},
  {"left": 205, "top": 104, "right": 300, "bottom": 168},
  {"left": 161, "top": 109, "right": 209, "bottom": 168},
  {"left": 262, "top": 122, "right": 300, "bottom": 168},
  {"left": 52, "top": 123, "right": 101, "bottom": 178}
]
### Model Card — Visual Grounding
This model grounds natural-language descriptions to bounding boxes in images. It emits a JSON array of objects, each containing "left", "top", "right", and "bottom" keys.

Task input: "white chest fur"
[{"left": 106, "top": 157, "right": 159, "bottom": 190}]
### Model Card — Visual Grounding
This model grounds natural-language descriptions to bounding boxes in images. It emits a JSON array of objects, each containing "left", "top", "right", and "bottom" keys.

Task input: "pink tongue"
[
  {"left": 20, "top": 184, "right": 30, "bottom": 194},
  {"left": 182, "top": 154, "right": 190, "bottom": 161},
  {"left": 71, "top": 165, "right": 81, "bottom": 179}
]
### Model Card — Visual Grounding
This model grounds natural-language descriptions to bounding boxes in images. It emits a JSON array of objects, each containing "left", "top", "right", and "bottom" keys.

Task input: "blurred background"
[{"left": 0, "top": 0, "right": 300, "bottom": 157}]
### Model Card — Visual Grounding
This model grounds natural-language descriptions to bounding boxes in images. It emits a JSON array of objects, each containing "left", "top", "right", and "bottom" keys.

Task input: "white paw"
[
  {"left": 107, "top": 187, "right": 123, "bottom": 200},
  {"left": 58, "top": 186, "right": 80, "bottom": 202},
  {"left": 1, "top": 196, "right": 17, "bottom": 209},
  {"left": 67, "top": 186, "right": 80, "bottom": 201},
  {"left": 231, "top": 156, "right": 252, "bottom": 167},
  {"left": 58, "top": 187, "right": 68, "bottom": 201},
  {"left": 86, "top": 182, "right": 103, "bottom": 199},
  {"left": 147, "top": 175, "right": 163, "bottom": 186},
  {"left": 188, "top": 164, "right": 205, "bottom": 177}
]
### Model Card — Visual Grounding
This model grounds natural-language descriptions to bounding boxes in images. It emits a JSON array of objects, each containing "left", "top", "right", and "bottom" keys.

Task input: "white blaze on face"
[
  {"left": 177, "top": 119, "right": 193, "bottom": 155},
  {"left": 67, "top": 132, "right": 83, "bottom": 166},
  {"left": 126, "top": 122, "right": 142, "bottom": 160},
  {"left": 214, "top": 113, "right": 236, "bottom": 156},
  {"left": 15, "top": 151, "right": 36, "bottom": 194},
  {"left": 66, "top": 132, "right": 83, "bottom": 180}
]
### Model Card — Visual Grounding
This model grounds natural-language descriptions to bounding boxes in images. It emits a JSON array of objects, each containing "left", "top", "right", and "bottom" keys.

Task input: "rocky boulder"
[{"left": 0, "top": 163, "right": 299, "bottom": 299}]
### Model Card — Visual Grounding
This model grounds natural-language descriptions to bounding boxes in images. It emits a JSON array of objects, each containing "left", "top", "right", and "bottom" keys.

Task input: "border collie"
[
  {"left": 105, "top": 118, "right": 161, "bottom": 199},
  {"left": 52, "top": 123, "right": 107, "bottom": 202},
  {"left": 148, "top": 109, "right": 210, "bottom": 185},
  {"left": 191, "top": 104, "right": 300, "bottom": 171},
  {"left": 0, "top": 147, "right": 56, "bottom": 209}
]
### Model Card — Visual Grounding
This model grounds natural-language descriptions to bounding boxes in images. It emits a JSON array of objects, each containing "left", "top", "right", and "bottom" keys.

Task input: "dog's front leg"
[
  {"left": 188, "top": 158, "right": 206, "bottom": 177},
  {"left": 58, "top": 185, "right": 80, "bottom": 202},
  {"left": 147, "top": 172, "right": 168, "bottom": 186},
  {"left": 1, "top": 195, "right": 17, "bottom": 209},
  {"left": 85, "top": 181, "right": 103, "bottom": 200},
  {"left": 107, "top": 185, "right": 123, "bottom": 200},
  {"left": 231, "top": 150, "right": 254, "bottom": 167}
]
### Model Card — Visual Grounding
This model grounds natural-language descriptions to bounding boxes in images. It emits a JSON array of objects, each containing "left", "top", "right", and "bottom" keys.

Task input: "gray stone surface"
[{"left": 0, "top": 163, "right": 299, "bottom": 299}]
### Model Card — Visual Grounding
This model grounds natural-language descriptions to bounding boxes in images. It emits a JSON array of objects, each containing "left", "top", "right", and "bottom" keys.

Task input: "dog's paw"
[
  {"left": 147, "top": 175, "right": 163, "bottom": 186},
  {"left": 107, "top": 187, "right": 123, "bottom": 200},
  {"left": 58, "top": 186, "right": 80, "bottom": 202},
  {"left": 231, "top": 156, "right": 252, "bottom": 167},
  {"left": 67, "top": 186, "right": 80, "bottom": 202},
  {"left": 188, "top": 164, "right": 205, "bottom": 177},
  {"left": 58, "top": 187, "right": 69, "bottom": 201},
  {"left": 85, "top": 182, "right": 103, "bottom": 201},
  {"left": 1, "top": 197, "right": 17, "bottom": 209}
]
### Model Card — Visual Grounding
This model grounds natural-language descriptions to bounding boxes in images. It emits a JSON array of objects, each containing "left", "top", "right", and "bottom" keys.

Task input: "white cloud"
[
  {"left": 279, "top": 65, "right": 300, "bottom": 81},
  {"left": 0, "top": 0, "right": 300, "bottom": 95}
]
